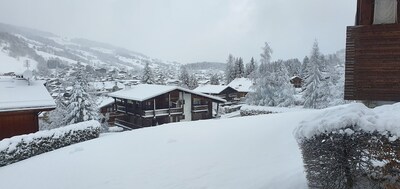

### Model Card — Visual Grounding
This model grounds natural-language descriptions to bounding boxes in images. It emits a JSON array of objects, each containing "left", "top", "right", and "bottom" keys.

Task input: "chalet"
[
  {"left": 90, "top": 81, "right": 125, "bottom": 95},
  {"left": 345, "top": 0, "right": 400, "bottom": 102},
  {"left": 0, "top": 77, "right": 56, "bottom": 140},
  {"left": 108, "top": 84, "right": 226, "bottom": 129},
  {"left": 97, "top": 97, "right": 123, "bottom": 126},
  {"left": 193, "top": 85, "right": 238, "bottom": 102},
  {"left": 290, "top": 76, "right": 303, "bottom": 88},
  {"left": 228, "top": 78, "right": 254, "bottom": 98}
]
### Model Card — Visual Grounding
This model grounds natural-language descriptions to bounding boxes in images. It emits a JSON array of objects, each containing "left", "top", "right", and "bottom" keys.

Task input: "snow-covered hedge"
[
  {"left": 0, "top": 120, "right": 101, "bottom": 167},
  {"left": 240, "top": 105, "right": 303, "bottom": 116},
  {"left": 294, "top": 103, "right": 400, "bottom": 189}
]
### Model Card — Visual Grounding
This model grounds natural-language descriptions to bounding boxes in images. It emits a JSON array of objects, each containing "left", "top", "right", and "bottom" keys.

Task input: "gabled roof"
[
  {"left": 0, "top": 77, "right": 56, "bottom": 112},
  {"left": 228, "top": 78, "right": 254, "bottom": 93},
  {"left": 193, "top": 85, "right": 237, "bottom": 95},
  {"left": 108, "top": 84, "right": 226, "bottom": 103}
]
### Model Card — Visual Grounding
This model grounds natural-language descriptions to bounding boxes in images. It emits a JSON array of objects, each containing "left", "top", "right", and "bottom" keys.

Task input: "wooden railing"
[
  {"left": 192, "top": 104, "right": 208, "bottom": 112},
  {"left": 345, "top": 24, "right": 400, "bottom": 101},
  {"left": 142, "top": 107, "right": 183, "bottom": 118},
  {"left": 114, "top": 119, "right": 143, "bottom": 130}
]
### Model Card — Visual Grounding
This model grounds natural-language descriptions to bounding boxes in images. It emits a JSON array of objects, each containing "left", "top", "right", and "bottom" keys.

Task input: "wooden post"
[
  {"left": 216, "top": 102, "right": 220, "bottom": 117},
  {"left": 153, "top": 98, "right": 156, "bottom": 118},
  {"left": 168, "top": 93, "right": 171, "bottom": 116}
]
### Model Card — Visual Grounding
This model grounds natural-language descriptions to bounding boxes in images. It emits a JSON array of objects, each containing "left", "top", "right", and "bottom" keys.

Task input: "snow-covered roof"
[
  {"left": 90, "top": 81, "right": 125, "bottom": 91},
  {"left": 0, "top": 77, "right": 56, "bottom": 112},
  {"left": 228, "top": 78, "right": 254, "bottom": 93},
  {"left": 193, "top": 85, "right": 236, "bottom": 94},
  {"left": 108, "top": 84, "right": 226, "bottom": 103},
  {"left": 290, "top": 75, "right": 302, "bottom": 80},
  {"left": 97, "top": 97, "right": 115, "bottom": 108}
]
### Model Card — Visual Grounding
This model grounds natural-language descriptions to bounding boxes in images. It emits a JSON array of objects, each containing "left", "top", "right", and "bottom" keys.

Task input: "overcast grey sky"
[{"left": 0, "top": 0, "right": 356, "bottom": 63}]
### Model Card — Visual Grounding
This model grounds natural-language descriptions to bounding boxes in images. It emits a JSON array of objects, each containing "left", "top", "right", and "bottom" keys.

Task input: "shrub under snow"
[
  {"left": 240, "top": 105, "right": 303, "bottom": 116},
  {"left": 0, "top": 120, "right": 101, "bottom": 167},
  {"left": 294, "top": 103, "right": 400, "bottom": 189}
]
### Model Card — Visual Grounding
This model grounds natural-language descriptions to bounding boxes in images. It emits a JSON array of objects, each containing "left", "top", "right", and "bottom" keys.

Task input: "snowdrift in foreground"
[
  {"left": 0, "top": 110, "right": 316, "bottom": 189},
  {"left": 294, "top": 103, "right": 400, "bottom": 142}
]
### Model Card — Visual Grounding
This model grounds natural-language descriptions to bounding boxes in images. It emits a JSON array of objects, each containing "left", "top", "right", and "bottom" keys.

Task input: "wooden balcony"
[{"left": 345, "top": 24, "right": 400, "bottom": 101}]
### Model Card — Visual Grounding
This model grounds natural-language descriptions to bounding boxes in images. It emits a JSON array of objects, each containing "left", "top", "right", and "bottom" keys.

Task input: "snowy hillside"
[
  {"left": 0, "top": 23, "right": 180, "bottom": 74},
  {"left": 0, "top": 110, "right": 317, "bottom": 189}
]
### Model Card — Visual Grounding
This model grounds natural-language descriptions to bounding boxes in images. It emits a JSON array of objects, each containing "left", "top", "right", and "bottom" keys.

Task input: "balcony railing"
[
  {"left": 192, "top": 104, "right": 209, "bottom": 113},
  {"left": 142, "top": 107, "right": 183, "bottom": 118}
]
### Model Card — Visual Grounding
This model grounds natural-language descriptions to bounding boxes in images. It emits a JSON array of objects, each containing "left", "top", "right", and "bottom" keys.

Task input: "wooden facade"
[
  {"left": 112, "top": 89, "right": 220, "bottom": 129},
  {"left": 290, "top": 76, "right": 303, "bottom": 88},
  {"left": 0, "top": 108, "right": 54, "bottom": 140},
  {"left": 345, "top": 0, "right": 400, "bottom": 101}
]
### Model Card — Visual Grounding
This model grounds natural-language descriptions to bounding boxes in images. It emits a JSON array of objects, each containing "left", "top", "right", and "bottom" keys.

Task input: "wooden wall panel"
[
  {"left": 358, "top": 0, "right": 374, "bottom": 25},
  {"left": 345, "top": 24, "right": 400, "bottom": 101},
  {"left": 0, "top": 111, "right": 38, "bottom": 140}
]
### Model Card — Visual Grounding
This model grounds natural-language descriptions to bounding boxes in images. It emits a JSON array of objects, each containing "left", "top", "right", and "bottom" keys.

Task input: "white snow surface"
[
  {"left": 0, "top": 77, "right": 55, "bottom": 112},
  {"left": 109, "top": 84, "right": 226, "bottom": 103},
  {"left": 294, "top": 103, "right": 400, "bottom": 142},
  {"left": 0, "top": 51, "right": 38, "bottom": 74},
  {"left": 228, "top": 77, "right": 254, "bottom": 93},
  {"left": 193, "top": 85, "right": 232, "bottom": 94},
  {"left": 0, "top": 110, "right": 315, "bottom": 189}
]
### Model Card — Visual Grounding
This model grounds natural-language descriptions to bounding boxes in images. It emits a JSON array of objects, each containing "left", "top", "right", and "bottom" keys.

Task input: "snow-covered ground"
[
  {"left": 0, "top": 109, "right": 318, "bottom": 189},
  {"left": 0, "top": 51, "right": 37, "bottom": 74}
]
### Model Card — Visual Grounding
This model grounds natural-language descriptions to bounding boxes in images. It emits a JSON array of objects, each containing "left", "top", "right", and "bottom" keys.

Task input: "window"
[{"left": 374, "top": 0, "right": 397, "bottom": 24}]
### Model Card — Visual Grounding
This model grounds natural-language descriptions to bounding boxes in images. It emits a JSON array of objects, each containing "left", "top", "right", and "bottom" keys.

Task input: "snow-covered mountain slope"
[
  {"left": 0, "top": 109, "right": 317, "bottom": 189},
  {"left": 0, "top": 23, "right": 180, "bottom": 74}
]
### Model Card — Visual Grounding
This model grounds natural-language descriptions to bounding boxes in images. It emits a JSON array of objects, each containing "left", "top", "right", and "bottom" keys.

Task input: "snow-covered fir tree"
[
  {"left": 41, "top": 97, "right": 68, "bottom": 130},
  {"left": 225, "top": 54, "right": 236, "bottom": 83},
  {"left": 64, "top": 74, "right": 99, "bottom": 125},
  {"left": 245, "top": 57, "right": 257, "bottom": 78},
  {"left": 188, "top": 74, "right": 199, "bottom": 89},
  {"left": 210, "top": 74, "right": 220, "bottom": 85},
  {"left": 179, "top": 66, "right": 190, "bottom": 88},
  {"left": 247, "top": 43, "right": 295, "bottom": 107},
  {"left": 258, "top": 42, "right": 273, "bottom": 74},
  {"left": 234, "top": 57, "right": 245, "bottom": 78},
  {"left": 141, "top": 62, "right": 155, "bottom": 84},
  {"left": 303, "top": 41, "right": 330, "bottom": 109},
  {"left": 300, "top": 56, "right": 310, "bottom": 78}
]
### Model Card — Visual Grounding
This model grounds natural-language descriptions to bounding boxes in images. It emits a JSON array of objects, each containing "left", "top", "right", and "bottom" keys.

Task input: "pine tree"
[
  {"left": 245, "top": 57, "right": 257, "bottom": 78},
  {"left": 301, "top": 56, "right": 310, "bottom": 78},
  {"left": 258, "top": 42, "right": 273, "bottom": 75},
  {"left": 65, "top": 81, "right": 99, "bottom": 125},
  {"left": 188, "top": 74, "right": 199, "bottom": 90},
  {"left": 141, "top": 62, "right": 154, "bottom": 84},
  {"left": 303, "top": 41, "right": 328, "bottom": 109},
  {"left": 234, "top": 57, "right": 245, "bottom": 78},
  {"left": 210, "top": 74, "right": 220, "bottom": 85},
  {"left": 42, "top": 98, "right": 68, "bottom": 130},
  {"left": 179, "top": 66, "right": 190, "bottom": 88},
  {"left": 225, "top": 54, "right": 236, "bottom": 83}
]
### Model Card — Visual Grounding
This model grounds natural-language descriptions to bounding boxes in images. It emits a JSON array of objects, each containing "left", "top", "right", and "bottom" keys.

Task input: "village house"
[
  {"left": 108, "top": 84, "right": 226, "bottom": 129},
  {"left": 0, "top": 76, "right": 56, "bottom": 140},
  {"left": 193, "top": 85, "right": 238, "bottom": 102},
  {"left": 290, "top": 76, "right": 303, "bottom": 88},
  {"left": 97, "top": 97, "right": 123, "bottom": 126},
  {"left": 228, "top": 78, "right": 254, "bottom": 99}
]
